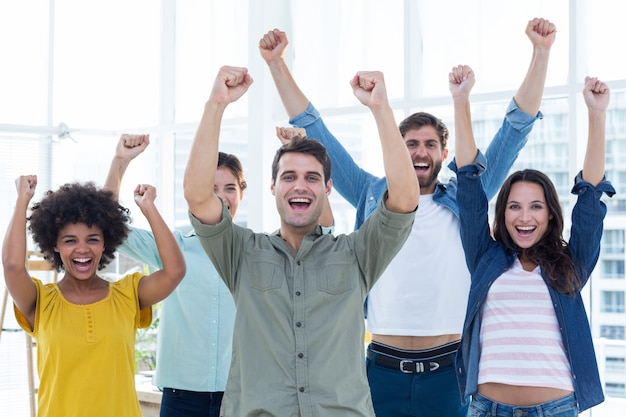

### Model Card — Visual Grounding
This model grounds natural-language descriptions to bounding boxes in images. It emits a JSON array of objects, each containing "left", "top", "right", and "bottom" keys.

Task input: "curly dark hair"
[
  {"left": 493, "top": 169, "right": 580, "bottom": 294},
  {"left": 28, "top": 182, "right": 131, "bottom": 272}
]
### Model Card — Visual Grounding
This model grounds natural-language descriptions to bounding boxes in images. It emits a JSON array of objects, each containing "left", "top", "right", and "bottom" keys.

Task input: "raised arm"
[
  {"left": 450, "top": 65, "right": 477, "bottom": 169},
  {"left": 134, "top": 184, "right": 185, "bottom": 309},
  {"left": 479, "top": 18, "right": 556, "bottom": 200},
  {"left": 103, "top": 134, "right": 150, "bottom": 201},
  {"left": 350, "top": 71, "right": 419, "bottom": 213},
  {"left": 514, "top": 17, "right": 556, "bottom": 116},
  {"left": 581, "top": 76, "right": 610, "bottom": 186},
  {"left": 184, "top": 66, "right": 253, "bottom": 225},
  {"left": 2, "top": 176, "right": 38, "bottom": 329},
  {"left": 259, "top": 28, "right": 309, "bottom": 118}
]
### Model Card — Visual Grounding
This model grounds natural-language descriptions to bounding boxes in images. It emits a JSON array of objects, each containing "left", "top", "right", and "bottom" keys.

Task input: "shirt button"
[
  {"left": 299, "top": 387, "right": 305, "bottom": 392},
  {"left": 296, "top": 322, "right": 302, "bottom": 327},
  {"left": 297, "top": 260, "right": 301, "bottom": 265},
  {"left": 295, "top": 291, "right": 301, "bottom": 296},
  {"left": 298, "top": 353, "right": 304, "bottom": 358}
]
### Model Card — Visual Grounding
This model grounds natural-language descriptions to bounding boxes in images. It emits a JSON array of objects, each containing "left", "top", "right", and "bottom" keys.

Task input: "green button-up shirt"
[{"left": 189, "top": 194, "right": 415, "bottom": 417}]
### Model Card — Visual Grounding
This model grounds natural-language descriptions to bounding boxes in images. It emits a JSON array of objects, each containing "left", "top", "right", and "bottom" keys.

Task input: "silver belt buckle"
[
  {"left": 400, "top": 360, "right": 425, "bottom": 373},
  {"left": 400, "top": 360, "right": 440, "bottom": 373}
]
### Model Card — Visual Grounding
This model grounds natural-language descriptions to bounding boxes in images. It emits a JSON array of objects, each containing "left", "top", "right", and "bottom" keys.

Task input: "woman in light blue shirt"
[{"left": 105, "top": 134, "right": 245, "bottom": 417}]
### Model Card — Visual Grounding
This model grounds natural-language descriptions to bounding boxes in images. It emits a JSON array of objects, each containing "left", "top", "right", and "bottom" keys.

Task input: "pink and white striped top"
[{"left": 477, "top": 258, "right": 574, "bottom": 391}]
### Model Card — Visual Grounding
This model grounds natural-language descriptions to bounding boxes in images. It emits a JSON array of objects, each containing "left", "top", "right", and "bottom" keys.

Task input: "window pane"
[
  {"left": 0, "top": 1, "right": 50, "bottom": 125},
  {"left": 175, "top": 0, "right": 250, "bottom": 122},
  {"left": 584, "top": 1, "right": 626, "bottom": 81},
  {"left": 292, "top": 0, "right": 404, "bottom": 108},
  {"left": 418, "top": 0, "right": 568, "bottom": 97},
  {"left": 53, "top": 0, "right": 161, "bottom": 130}
]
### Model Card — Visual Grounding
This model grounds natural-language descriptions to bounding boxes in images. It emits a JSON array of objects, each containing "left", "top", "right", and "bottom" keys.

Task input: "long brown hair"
[{"left": 493, "top": 169, "right": 580, "bottom": 294}]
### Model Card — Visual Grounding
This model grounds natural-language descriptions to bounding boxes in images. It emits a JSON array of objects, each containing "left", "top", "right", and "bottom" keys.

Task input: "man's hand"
[
  {"left": 259, "top": 28, "right": 288, "bottom": 64},
  {"left": 276, "top": 126, "right": 306, "bottom": 145},
  {"left": 526, "top": 17, "right": 556, "bottom": 50},
  {"left": 209, "top": 66, "right": 253, "bottom": 106},
  {"left": 350, "top": 71, "right": 389, "bottom": 109}
]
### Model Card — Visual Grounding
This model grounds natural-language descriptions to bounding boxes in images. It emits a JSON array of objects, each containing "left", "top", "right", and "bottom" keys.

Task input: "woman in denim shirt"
[{"left": 453, "top": 75, "right": 614, "bottom": 415}]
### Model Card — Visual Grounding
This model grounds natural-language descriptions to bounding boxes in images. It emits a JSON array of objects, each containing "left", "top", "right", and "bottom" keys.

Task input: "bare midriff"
[
  {"left": 478, "top": 383, "right": 572, "bottom": 406},
  {"left": 371, "top": 333, "right": 461, "bottom": 350}
]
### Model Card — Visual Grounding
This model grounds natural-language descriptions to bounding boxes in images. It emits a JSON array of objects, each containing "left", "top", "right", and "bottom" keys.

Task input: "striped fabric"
[{"left": 477, "top": 259, "right": 574, "bottom": 391}]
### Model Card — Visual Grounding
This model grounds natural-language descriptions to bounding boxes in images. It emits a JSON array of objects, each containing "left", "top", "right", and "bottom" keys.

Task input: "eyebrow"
[
  {"left": 280, "top": 170, "right": 322, "bottom": 177},
  {"left": 507, "top": 199, "right": 546, "bottom": 204},
  {"left": 60, "top": 233, "right": 102, "bottom": 239}
]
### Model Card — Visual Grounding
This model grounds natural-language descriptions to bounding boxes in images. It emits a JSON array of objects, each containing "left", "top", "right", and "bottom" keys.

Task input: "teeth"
[
  {"left": 289, "top": 198, "right": 310, "bottom": 203},
  {"left": 73, "top": 257, "right": 91, "bottom": 263},
  {"left": 414, "top": 163, "right": 428, "bottom": 168},
  {"left": 517, "top": 226, "right": 535, "bottom": 231}
]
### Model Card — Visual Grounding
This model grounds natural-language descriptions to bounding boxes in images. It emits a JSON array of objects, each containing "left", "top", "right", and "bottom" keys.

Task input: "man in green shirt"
[{"left": 184, "top": 65, "right": 418, "bottom": 417}]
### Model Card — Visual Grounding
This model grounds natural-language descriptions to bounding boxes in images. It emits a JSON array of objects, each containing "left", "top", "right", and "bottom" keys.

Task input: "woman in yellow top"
[{"left": 2, "top": 176, "right": 185, "bottom": 417}]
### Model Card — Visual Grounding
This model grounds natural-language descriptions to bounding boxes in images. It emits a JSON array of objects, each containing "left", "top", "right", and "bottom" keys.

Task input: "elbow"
[
  {"left": 385, "top": 193, "right": 419, "bottom": 214},
  {"left": 2, "top": 257, "right": 26, "bottom": 276},
  {"left": 168, "top": 257, "right": 187, "bottom": 285},
  {"left": 174, "top": 263, "right": 187, "bottom": 283},
  {"left": 183, "top": 184, "right": 207, "bottom": 212},
  {"left": 401, "top": 195, "right": 420, "bottom": 213}
]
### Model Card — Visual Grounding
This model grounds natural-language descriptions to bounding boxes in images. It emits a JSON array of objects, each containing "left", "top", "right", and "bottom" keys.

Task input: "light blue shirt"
[{"left": 118, "top": 226, "right": 235, "bottom": 392}]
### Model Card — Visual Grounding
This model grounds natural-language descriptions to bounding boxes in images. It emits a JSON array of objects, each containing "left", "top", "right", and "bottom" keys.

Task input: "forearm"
[
  {"left": 138, "top": 205, "right": 185, "bottom": 308},
  {"left": 514, "top": 46, "right": 550, "bottom": 116},
  {"left": 582, "top": 109, "right": 606, "bottom": 186},
  {"left": 184, "top": 101, "right": 225, "bottom": 223},
  {"left": 371, "top": 104, "right": 418, "bottom": 212},
  {"left": 453, "top": 97, "right": 478, "bottom": 168},
  {"left": 103, "top": 155, "right": 131, "bottom": 201},
  {"left": 267, "top": 58, "right": 309, "bottom": 118},
  {"left": 2, "top": 201, "right": 37, "bottom": 321}
]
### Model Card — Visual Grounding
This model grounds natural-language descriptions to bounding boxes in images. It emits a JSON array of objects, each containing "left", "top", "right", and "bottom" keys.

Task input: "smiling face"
[
  {"left": 214, "top": 166, "right": 243, "bottom": 220},
  {"left": 504, "top": 181, "right": 553, "bottom": 249},
  {"left": 271, "top": 152, "right": 331, "bottom": 233},
  {"left": 54, "top": 222, "right": 105, "bottom": 280},
  {"left": 403, "top": 126, "right": 448, "bottom": 194}
]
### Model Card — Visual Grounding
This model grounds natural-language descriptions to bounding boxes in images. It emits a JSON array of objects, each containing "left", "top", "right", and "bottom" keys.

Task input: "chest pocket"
[
  {"left": 246, "top": 250, "right": 285, "bottom": 291},
  {"left": 317, "top": 252, "right": 354, "bottom": 295}
]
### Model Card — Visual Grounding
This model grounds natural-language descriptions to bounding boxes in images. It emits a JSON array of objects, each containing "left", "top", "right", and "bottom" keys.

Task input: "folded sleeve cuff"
[
  {"left": 571, "top": 171, "right": 616, "bottom": 198},
  {"left": 289, "top": 102, "right": 320, "bottom": 128}
]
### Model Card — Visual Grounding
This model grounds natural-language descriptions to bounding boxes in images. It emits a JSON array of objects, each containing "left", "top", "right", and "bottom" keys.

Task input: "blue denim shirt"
[
  {"left": 454, "top": 161, "right": 615, "bottom": 412},
  {"left": 290, "top": 99, "right": 541, "bottom": 229}
]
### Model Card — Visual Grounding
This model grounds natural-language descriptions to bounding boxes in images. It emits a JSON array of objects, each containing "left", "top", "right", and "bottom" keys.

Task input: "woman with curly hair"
[{"left": 2, "top": 178, "right": 185, "bottom": 416}]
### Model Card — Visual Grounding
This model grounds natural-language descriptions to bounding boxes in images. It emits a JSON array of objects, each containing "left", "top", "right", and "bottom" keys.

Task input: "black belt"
[{"left": 367, "top": 348, "right": 453, "bottom": 373}]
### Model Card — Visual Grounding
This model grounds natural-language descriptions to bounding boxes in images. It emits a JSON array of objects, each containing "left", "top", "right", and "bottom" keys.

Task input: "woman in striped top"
[{"left": 453, "top": 73, "right": 614, "bottom": 415}]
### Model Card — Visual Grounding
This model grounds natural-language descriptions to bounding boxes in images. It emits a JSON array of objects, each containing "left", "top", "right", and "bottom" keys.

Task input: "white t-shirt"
[{"left": 366, "top": 194, "right": 470, "bottom": 336}]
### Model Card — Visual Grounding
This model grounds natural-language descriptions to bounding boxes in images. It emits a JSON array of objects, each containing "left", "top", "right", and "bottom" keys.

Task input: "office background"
[{"left": 1, "top": 1, "right": 625, "bottom": 415}]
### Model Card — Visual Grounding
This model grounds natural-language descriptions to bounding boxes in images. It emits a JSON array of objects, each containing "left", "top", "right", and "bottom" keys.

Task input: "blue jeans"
[
  {"left": 159, "top": 388, "right": 224, "bottom": 417},
  {"left": 366, "top": 350, "right": 467, "bottom": 417},
  {"left": 469, "top": 393, "right": 577, "bottom": 417}
]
